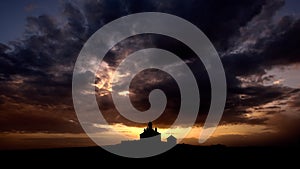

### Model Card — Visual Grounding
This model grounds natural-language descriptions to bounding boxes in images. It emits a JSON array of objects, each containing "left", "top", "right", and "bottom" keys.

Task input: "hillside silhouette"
[
  {"left": 1, "top": 122, "right": 299, "bottom": 165},
  {"left": 1, "top": 144, "right": 299, "bottom": 165}
]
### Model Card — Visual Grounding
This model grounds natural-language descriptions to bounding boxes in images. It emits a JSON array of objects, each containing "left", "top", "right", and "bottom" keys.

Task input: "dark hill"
[{"left": 0, "top": 144, "right": 298, "bottom": 166}]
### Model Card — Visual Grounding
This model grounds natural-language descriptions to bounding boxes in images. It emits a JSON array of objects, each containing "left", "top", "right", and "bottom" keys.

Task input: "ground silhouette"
[{"left": 1, "top": 144, "right": 299, "bottom": 165}]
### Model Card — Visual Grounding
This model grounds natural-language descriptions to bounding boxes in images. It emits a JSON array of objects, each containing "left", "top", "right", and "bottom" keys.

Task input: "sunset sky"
[{"left": 1, "top": 0, "right": 300, "bottom": 150}]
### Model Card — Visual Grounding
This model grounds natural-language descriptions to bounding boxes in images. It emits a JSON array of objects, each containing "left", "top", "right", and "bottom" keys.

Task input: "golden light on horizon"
[
  {"left": 0, "top": 122, "right": 279, "bottom": 150},
  {"left": 93, "top": 122, "right": 277, "bottom": 145}
]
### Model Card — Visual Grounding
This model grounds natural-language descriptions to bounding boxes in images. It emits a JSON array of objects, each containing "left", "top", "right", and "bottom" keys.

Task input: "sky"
[
  {"left": 0, "top": 0, "right": 300, "bottom": 150},
  {"left": 0, "top": 0, "right": 60, "bottom": 44}
]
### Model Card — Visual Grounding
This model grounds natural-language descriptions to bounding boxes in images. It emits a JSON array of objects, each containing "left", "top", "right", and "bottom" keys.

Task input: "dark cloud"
[
  {"left": 228, "top": 16, "right": 300, "bottom": 75},
  {"left": 0, "top": 3, "right": 86, "bottom": 133},
  {"left": 218, "top": 0, "right": 300, "bottom": 129},
  {"left": 0, "top": 43, "right": 10, "bottom": 52},
  {"left": 97, "top": 68, "right": 182, "bottom": 128},
  {"left": 0, "top": 0, "right": 299, "bottom": 144},
  {"left": 260, "top": 18, "right": 300, "bottom": 66},
  {"left": 222, "top": 84, "right": 299, "bottom": 125},
  {"left": 148, "top": 0, "right": 266, "bottom": 50},
  {"left": 91, "top": 33, "right": 213, "bottom": 128},
  {"left": 222, "top": 2, "right": 300, "bottom": 76}
]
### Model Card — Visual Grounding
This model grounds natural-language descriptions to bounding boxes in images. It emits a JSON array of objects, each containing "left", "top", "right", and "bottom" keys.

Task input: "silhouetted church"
[
  {"left": 140, "top": 122, "right": 161, "bottom": 142},
  {"left": 108, "top": 122, "right": 178, "bottom": 157},
  {"left": 119, "top": 121, "right": 176, "bottom": 146}
]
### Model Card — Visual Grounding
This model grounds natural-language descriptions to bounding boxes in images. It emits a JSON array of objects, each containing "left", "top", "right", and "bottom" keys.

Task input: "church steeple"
[
  {"left": 140, "top": 121, "right": 160, "bottom": 139},
  {"left": 147, "top": 122, "right": 152, "bottom": 129}
]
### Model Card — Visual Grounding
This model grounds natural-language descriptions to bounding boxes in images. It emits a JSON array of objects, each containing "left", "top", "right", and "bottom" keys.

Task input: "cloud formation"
[{"left": 0, "top": 0, "right": 299, "bottom": 146}]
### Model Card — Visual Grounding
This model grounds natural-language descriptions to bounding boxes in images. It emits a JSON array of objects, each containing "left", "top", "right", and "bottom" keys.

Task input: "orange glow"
[{"left": 0, "top": 123, "right": 278, "bottom": 150}]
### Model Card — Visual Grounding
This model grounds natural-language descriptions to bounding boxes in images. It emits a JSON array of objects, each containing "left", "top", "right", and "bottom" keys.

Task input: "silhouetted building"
[
  {"left": 107, "top": 123, "right": 177, "bottom": 157},
  {"left": 167, "top": 135, "right": 177, "bottom": 145},
  {"left": 140, "top": 122, "right": 161, "bottom": 142}
]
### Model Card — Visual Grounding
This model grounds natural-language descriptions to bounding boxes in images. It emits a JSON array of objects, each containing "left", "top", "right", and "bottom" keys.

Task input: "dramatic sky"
[{"left": 0, "top": 0, "right": 300, "bottom": 149}]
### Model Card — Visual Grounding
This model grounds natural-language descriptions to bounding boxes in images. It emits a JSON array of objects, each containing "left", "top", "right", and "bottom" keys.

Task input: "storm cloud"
[{"left": 0, "top": 0, "right": 299, "bottom": 145}]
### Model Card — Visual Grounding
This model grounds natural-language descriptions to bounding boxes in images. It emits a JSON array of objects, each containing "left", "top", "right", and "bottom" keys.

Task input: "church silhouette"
[
  {"left": 105, "top": 122, "right": 177, "bottom": 157},
  {"left": 140, "top": 122, "right": 161, "bottom": 142},
  {"left": 119, "top": 121, "right": 176, "bottom": 145}
]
